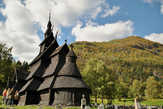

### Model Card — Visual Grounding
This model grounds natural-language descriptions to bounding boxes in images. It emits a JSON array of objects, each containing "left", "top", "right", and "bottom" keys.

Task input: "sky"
[{"left": 0, "top": 0, "right": 163, "bottom": 62}]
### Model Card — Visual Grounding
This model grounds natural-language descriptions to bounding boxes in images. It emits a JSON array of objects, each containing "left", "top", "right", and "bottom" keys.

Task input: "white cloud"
[
  {"left": 161, "top": 5, "right": 163, "bottom": 14},
  {"left": 101, "top": 6, "right": 120, "bottom": 18},
  {"left": 91, "top": 7, "right": 102, "bottom": 19},
  {"left": 72, "top": 20, "right": 134, "bottom": 42},
  {"left": 144, "top": 0, "right": 163, "bottom": 14},
  {"left": 144, "top": 0, "right": 163, "bottom": 3},
  {"left": 0, "top": 0, "right": 40, "bottom": 62},
  {"left": 25, "top": 0, "right": 105, "bottom": 28},
  {"left": 144, "top": 0, "right": 154, "bottom": 3},
  {"left": 0, "top": 0, "right": 111, "bottom": 62},
  {"left": 145, "top": 33, "right": 163, "bottom": 44}
]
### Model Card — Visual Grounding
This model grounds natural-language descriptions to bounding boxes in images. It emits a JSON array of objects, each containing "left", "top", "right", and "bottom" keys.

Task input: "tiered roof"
[{"left": 20, "top": 16, "right": 90, "bottom": 94}]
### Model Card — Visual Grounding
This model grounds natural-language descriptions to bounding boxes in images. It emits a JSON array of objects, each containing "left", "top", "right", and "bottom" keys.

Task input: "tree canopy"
[{"left": 0, "top": 43, "right": 28, "bottom": 90}]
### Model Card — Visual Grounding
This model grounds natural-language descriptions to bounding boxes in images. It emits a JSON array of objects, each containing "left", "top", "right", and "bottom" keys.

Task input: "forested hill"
[{"left": 73, "top": 36, "right": 163, "bottom": 79}]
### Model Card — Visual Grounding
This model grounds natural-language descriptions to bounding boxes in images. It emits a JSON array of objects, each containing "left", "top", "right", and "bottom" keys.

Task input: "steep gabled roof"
[
  {"left": 21, "top": 43, "right": 69, "bottom": 92},
  {"left": 57, "top": 62, "right": 81, "bottom": 77},
  {"left": 29, "top": 39, "right": 59, "bottom": 66},
  {"left": 66, "top": 49, "right": 77, "bottom": 58},
  {"left": 56, "top": 48, "right": 81, "bottom": 77},
  {"left": 53, "top": 76, "right": 89, "bottom": 89},
  {"left": 52, "top": 47, "right": 90, "bottom": 90},
  {"left": 24, "top": 79, "right": 42, "bottom": 91},
  {"left": 26, "top": 61, "right": 44, "bottom": 80},
  {"left": 20, "top": 75, "right": 54, "bottom": 93},
  {"left": 50, "top": 43, "right": 69, "bottom": 57},
  {"left": 39, "top": 33, "right": 54, "bottom": 46},
  {"left": 37, "top": 76, "right": 54, "bottom": 91},
  {"left": 37, "top": 43, "right": 69, "bottom": 78},
  {"left": 41, "top": 55, "right": 59, "bottom": 78},
  {"left": 19, "top": 14, "right": 92, "bottom": 96},
  {"left": 19, "top": 79, "right": 33, "bottom": 93}
]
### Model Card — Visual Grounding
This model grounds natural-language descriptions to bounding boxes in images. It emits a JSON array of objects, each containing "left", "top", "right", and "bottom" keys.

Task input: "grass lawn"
[
  {"left": 112, "top": 99, "right": 163, "bottom": 106},
  {"left": 0, "top": 96, "right": 2, "bottom": 105},
  {"left": 91, "top": 97, "right": 163, "bottom": 106},
  {"left": 0, "top": 105, "right": 82, "bottom": 109},
  {"left": 0, "top": 96, "right": 163, "bottom": 109},
  {"left": 141, "top": 99, "right": 163, "bottom": 106}
]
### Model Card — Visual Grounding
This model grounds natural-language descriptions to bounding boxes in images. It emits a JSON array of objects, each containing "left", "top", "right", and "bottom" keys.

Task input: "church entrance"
[{"left": 25, "top": 91, "right": 41, "bottom": 105}]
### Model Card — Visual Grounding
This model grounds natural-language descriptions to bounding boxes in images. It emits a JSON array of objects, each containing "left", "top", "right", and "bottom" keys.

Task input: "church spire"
[
  {"left": 47, "top": 12, "right": 52, "bottom": 29},
  {"left": 49, "top": 12, "right": 51, "bottom": 21},
  {"left": 45, "top": 12, "right": 53, "bottom": 38}
]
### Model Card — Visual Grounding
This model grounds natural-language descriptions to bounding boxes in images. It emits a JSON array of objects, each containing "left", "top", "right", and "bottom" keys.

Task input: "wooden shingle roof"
[
  {"left": 29, "top": 39, "right": 59, "bottom": 66},
  {"left": 26, "top": 61, "right": 42, "bottom": 80},
  {"left": 57, "top": 62, "right": 81, "bottom": 77},
  {"left": 66, "top": 50, "right": 77, "bottom": 58},
  {"left": 56, "top": 49, "right": 81, "bottom": 77},
  {"left": 19, "top": 79, "right": 33, "bottom": 93},
  {"left": 37, "top": 76, "right": 54, "bottom": 91},
  {"left": 53, "top": 76, "right": 89, "bottom": 89},
  {"left": 41, "top": 55, "right": 59, "bottom": 78}
]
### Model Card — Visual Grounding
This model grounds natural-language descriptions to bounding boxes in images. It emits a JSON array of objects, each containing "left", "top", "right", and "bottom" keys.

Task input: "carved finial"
[
  {"left": 54, "top": 31, "right": 59, "bottom": 40},
  {"left": 70, "top": 44, "right": 74, "bottom": 50},
  {"left": 65, "top": 39, "right": 67, "bottom": 43}
]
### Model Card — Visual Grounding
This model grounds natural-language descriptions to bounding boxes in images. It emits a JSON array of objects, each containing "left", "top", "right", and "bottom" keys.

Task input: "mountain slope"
[{"left": 72, "top": 36, "right": 163, "bottom": 79}]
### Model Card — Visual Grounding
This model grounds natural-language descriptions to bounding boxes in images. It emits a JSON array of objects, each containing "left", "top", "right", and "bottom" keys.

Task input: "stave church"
[{"left": 18, "top": 15, "right": 91, "bottom": 106}]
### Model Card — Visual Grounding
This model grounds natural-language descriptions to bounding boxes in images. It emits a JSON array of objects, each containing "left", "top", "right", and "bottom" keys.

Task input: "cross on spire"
[{"left": 49, "top": 12, "right": 51, "bottom": 21}]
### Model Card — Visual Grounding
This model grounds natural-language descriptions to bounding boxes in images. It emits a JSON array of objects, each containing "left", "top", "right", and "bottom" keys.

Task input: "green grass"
[
  {"left": 112, "top": 99, "right": 134, "bottom": 105},
  {"left": 91, "top": 97, "right": 163, "bottom": 106},
  {"left": 112, "top": 99, "right": 163, "bottom": 106},
  {"left": 0, "top": 105, "right": 82, "bottom": 109},
  {"left": 141, "top": 99, "right": 163, "bottom": 106},
  {"left": 0, "top": 96, "right": 2, "bottom": 105},
  {"left": 0, "top": 96, "right": 163, "bottom": 109},
  {"left": 0, "top": 105, "right": 45, "bottom": 109}
]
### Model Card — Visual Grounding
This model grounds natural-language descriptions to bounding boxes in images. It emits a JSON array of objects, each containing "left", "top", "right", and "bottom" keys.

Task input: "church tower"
[{"left": 18, "top": 14, "right": 91, "bottom": 106}]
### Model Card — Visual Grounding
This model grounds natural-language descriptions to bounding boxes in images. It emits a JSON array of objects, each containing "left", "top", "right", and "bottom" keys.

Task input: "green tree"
[
  {"left": 129, "top": 79, "right": 144, "bottom": 99},
  {"left": 145, "top": 76, "right": 161, "bottom": 99},
  {"left": 82, "top": 58, "right": 101, "bottom": 103},
  {"left": 115, "top": 80, "right": 129, "bottom": 100},
  {"left": 103, "top": 81, "right": 116, "bottom": 104},
  {"left": 115, "top": 82, "right": 126, "bottom": 100},
  {"left": 82, "top": 58, "right": 114, "bottom": 103},
  {"left": 0, "top": 43, "right": 14, "bottom": 88}
]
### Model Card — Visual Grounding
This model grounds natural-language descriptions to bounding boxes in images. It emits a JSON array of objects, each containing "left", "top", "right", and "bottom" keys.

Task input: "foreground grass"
[
  {"left": 0, "top": 105, "right": 39, "bottom": 109},
  {"left": 141, "top": 99, "right": 163, "bottom": 106},
  {"left": 0, "top": 105, "right": 82, "bottom": 109},
  {"left": 0, "top": 96, "right": 163, "bottom": 109},
  {"left": 112, "top": 99, "right": 163, "bottom": 106},
  {"left": 91, "top": 97, "right": 163, "bottom": 106}
]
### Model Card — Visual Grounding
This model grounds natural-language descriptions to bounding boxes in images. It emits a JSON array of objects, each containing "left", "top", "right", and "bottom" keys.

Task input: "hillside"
[{"left": 72, "top": 36, "right": 163, "bottom": 80}]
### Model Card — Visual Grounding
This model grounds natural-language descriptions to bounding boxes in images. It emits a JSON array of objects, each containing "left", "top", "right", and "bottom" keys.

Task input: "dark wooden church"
[{"left": 18, "top": 16, "right": 91, "bottom": 106}]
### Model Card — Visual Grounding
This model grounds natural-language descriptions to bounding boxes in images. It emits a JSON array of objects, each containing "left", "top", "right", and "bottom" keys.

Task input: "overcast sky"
[{"left": 0, "top": 0, "right": 163, "bottom": 62}]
